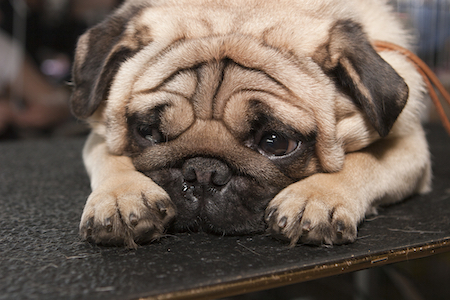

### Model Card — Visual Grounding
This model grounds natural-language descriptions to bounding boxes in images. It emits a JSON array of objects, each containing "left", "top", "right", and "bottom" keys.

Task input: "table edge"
[{"left": 139, "top": 238, "right": 450, "bottom": 300}]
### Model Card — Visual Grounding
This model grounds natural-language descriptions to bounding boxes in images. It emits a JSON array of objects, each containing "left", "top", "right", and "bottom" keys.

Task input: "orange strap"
[{"left": 374, "top": 40, "right": 450, "bottom": 135}]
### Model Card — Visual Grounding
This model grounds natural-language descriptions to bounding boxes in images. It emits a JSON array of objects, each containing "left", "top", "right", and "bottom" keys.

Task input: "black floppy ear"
[
  {"left": 70, "top": 3, "right": 146, "bottom": 119},
  {"left": 313, "top": 20, "right": 409, "bottom": 137}
]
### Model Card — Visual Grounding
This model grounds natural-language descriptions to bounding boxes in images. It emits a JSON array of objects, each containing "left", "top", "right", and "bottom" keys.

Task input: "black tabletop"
[{"left": 1, "top": 124, "right": 449, "bottom": 300}]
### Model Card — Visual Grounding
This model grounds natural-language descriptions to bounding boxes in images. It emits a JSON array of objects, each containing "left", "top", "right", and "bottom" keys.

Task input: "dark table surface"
[{"left": 1, "top": 124, "right": 449, "bottom": 300}]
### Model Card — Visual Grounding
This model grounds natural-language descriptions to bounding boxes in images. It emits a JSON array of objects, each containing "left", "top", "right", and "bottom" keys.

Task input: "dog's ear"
[
  {"left": 313, "top": 20, "right": 409, "bottom": 137},
  {"left": 70, "top": 3, "right": 147, "bottom": 119}
]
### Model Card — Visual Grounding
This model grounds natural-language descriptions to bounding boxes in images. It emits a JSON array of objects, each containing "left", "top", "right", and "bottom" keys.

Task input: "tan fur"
[{"left": 72, "top": 0, "right": 431, "bottom": 247}]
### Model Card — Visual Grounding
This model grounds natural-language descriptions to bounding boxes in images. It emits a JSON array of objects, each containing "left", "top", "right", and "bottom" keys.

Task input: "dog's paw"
[
  {"left": 265, "top": 178, "right": 361, "bottom": 246},
  {"left": 79, "top": 173, "right": 176, "bottom": 248}
]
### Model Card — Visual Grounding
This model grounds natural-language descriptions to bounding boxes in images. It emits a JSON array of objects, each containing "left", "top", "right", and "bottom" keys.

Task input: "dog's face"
[
  {"left": 126, "top": 58, "right": 322, "bottom": 233},
  {"left": 71, "top": 0, "right": 408, "bottom": 236}
]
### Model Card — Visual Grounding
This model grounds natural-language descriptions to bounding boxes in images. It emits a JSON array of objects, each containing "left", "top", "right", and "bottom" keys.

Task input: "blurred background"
[
  {"left": 0, "top": 0, "right": 122, "bottom": 139},
  {"left": 391, "top": 0, "right": 450, "bottom": 123},
  {"left": 0, "top": 0, "right": 449, "bottom": 299}
]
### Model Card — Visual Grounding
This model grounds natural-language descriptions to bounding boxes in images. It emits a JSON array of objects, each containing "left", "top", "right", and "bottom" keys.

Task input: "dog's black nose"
[{"left": 182, "top": 157, "right": 232, "bottom": 186}]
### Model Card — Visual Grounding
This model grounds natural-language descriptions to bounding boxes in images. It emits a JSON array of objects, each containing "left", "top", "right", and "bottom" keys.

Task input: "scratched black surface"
[{"left": 0, "top": 124, "right": 449, "bottom": 300}]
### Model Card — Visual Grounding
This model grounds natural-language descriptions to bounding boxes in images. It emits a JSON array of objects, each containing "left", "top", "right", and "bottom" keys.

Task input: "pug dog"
[{"left": 70, "top": 0, "right": 432, "bottom": 248}]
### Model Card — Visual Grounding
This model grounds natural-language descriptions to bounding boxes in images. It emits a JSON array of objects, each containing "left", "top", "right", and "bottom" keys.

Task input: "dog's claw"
[
  {"left": 156, "top": 201, "right": 167, "bottom": 217},
  {"left": 265, "top": 207, "right": 277, "bottom": 222},
  {"left": 336, "top": 221, "right": 345, "bottom": 238},
  {"left": 105, "top": 218, "right": 113, "bottom": 232},
  {"left": 278, "top": 216, "right": 288, "bottom": 229},
  {"left": 84, "top": 218, "right": 94, "bottom": 236},
  {"left": 302, "top": 220, "right": 312, "bottom": 233},
  {"left": 129, "top": 213, "right": 139, "bottom": 227}
]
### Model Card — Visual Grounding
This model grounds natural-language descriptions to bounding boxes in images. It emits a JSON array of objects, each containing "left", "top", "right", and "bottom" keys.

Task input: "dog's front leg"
[
  {"left": 79, "top": 132, "right": 176, "bottom": 248},
  {"left": 266, "top": 132, "right": 431, "bottom": 246}
]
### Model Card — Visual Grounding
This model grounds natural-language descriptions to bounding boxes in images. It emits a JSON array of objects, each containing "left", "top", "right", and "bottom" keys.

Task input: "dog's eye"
[
  {"left": 258, "top": 132, "right": 298, "bottom": 156},
  {"left": 136, "top": 125, "right": 163, "bottom": 145}
]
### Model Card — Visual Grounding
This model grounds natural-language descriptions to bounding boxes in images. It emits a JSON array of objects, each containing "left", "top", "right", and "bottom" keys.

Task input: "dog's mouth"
[{"left": 143, "top": 157, "right": 284, "bottom": 235}]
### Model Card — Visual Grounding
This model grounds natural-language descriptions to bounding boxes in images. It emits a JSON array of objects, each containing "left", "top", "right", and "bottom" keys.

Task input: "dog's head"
[{"left": 70, "top": 0, "right": 408, "bottom": 235}]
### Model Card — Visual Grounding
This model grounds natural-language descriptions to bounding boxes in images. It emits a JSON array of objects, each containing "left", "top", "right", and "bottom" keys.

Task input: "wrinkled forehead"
[{"left": 108, "top": 35, "right": 334, "bottom": 136}]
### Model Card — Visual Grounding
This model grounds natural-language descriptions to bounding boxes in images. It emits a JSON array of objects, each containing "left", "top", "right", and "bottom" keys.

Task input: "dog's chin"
[{"left": 144, "top": 167, "right": 282, "bottom": 235}]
